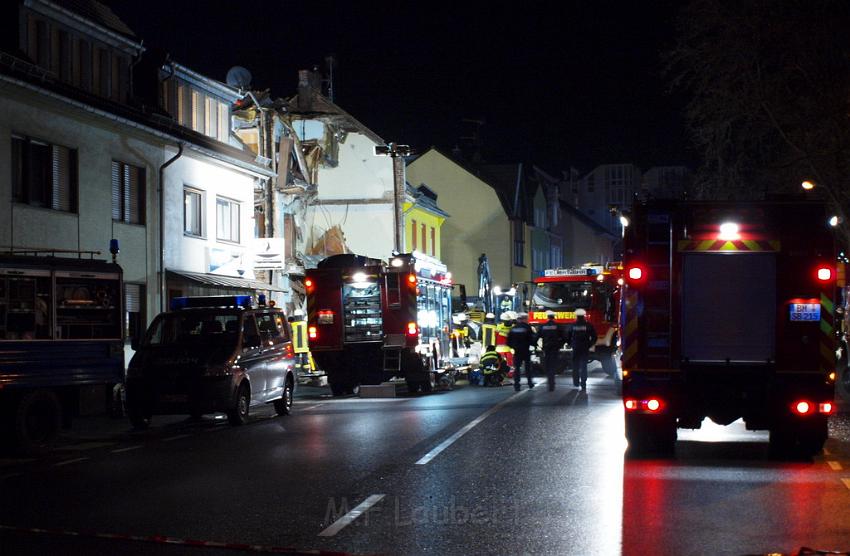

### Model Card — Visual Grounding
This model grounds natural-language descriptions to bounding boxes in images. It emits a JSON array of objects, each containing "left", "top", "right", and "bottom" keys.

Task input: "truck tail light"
[
  {"left": 308, "top": 326, "right": 317, "bottom": 340},
  {"left": 408, "top": 274, "right": 417, "bottom": 285},
  {"left": 407, "top": 322, "right": 418, "bottom": 336},
  {"left": 624, "top": 397, "right": 664, "bottom": 413},
  {"left": 819, "top": 402, "right": 834, "bottom": 414},
  {"left": 816, "top": 266, "right": 833, "bottom": 282},
  {"left": 305, "top": 278, "right": 314, "bottom": 289},
  {"left": 793, "top": 400, "right": 812, "bottom": 415},
  {"left": 627, "top": 265, "right": 645, "bottom": 282}
]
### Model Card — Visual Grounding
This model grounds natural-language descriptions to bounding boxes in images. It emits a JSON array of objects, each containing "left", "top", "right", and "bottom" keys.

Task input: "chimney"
[{"left": 296, "top": 69, "right": 323, "bottom": 111}]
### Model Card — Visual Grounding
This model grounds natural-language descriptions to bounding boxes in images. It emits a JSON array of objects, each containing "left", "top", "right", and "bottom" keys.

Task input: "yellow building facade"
[{"left": 406, "top": 148, "right": 520, "bottom": 300}]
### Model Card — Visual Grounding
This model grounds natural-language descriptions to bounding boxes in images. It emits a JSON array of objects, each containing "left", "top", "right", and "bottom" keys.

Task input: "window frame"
[
  {"left": 215, "top": 195, "right": 241, "bottom": 244},
  {"left": 111, "top": 160, "right": 146, "bottom": 225},
  {"left": 11, "top": 133, "right": 78, "bottom": 213},
  {"left": 183, "top": 187, "right": 203, "bottom": 238}
]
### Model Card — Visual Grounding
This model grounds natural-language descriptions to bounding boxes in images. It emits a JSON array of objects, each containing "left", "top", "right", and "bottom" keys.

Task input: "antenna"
[
  {"left": 226, "top": 66, "right": 252, "bottom": 90},
  {"left": 324, "top": 54, "right": 337, "bottom": 102}
]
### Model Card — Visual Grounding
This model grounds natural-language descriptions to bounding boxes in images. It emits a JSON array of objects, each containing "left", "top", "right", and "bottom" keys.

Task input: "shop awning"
[{"left": 167, "top": 269, "right": 287, "bottom": 292}]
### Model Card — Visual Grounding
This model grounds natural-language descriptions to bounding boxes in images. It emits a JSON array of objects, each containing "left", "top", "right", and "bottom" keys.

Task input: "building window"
[
  {"left": 11, "top": 134, "right": 77, "bottom": 212},
  {"left": 411, "top": 219, "right": 417, "bottom": 251},
  {"left": 192, "top": 90, "right": 204, "bottom": 134},
  {"left": 125, "top": 283, "right": 145, "bottom": 344},
  {"left": 534, "top": 206, "right": 546, "bottom": 228},
  {"left": 218, "top": 103, "right": 229, "bottom": 141},
  {"left": 550, "top": 244, "right": 562, "bottom": 269},
  {"left": 284, "top": 213, "right": 296, "bottom": 259},
  {"left": 183, "top": 188, "right": 202, "bottom": 237},
  {"left": 77, "top": 39, "right": 91, "bottom": 91},
  {"left": 430, "top": 227, "right": 436, "bottom": 257},
  {"left": 97, "top": 47, "right": 110, "bottom": 98},
  {"left": 177, "top": 83, "right": 188, "bottom": 126},
  {"left": 111, "top": 161, "right": 145, "bottom": 224},
  {"left": 513, "top": 220, "right": 525, "bottom": 266},
  {"left": 216, "top": 196, "right": 240, "bottom": 243},
  {"left": 421, "top": 223, "right": 426, "bottom": 253}
]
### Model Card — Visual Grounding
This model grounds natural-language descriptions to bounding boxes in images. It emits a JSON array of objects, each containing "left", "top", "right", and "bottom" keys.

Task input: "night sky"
[{"left": 110, "top": 0, "right": 695, "bottom": 173}]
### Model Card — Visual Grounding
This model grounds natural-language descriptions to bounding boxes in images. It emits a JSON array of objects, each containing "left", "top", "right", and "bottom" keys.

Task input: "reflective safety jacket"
[{"left": 291, "top": 320, "right": 309, "bottom": 354}]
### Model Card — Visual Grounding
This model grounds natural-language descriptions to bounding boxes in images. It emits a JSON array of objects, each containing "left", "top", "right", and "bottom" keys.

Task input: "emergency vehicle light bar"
[
  {"left": 544, "top": 268, "right": 597, "bottom": 277},
  {"left": 170, "top": 295, "right": 253, "bottom": 310}
]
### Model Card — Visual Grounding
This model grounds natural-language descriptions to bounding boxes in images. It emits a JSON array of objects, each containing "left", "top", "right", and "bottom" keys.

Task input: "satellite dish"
[{"left": 226, "top": 66, "right": 252, "bottom": 89}]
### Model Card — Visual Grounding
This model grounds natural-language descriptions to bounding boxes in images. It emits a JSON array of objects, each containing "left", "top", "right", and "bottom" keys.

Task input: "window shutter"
[
  {"left": 208, "top": 99, "right": 218, "bottom": 139},
  {"left": 51, "top": 145, "right": 71, "bottom": 211},
  {"left": 129, "top": 166, "right": 143, "bottom": 224},
  {"left": 125, "top": 283, "right": 140, "bottom": 313},
  {"left": 122, "top": 163, "right": 131, "bottom": 222},
  {"left": 111, "top": 161, "right": 121, "bottom": 220},
  {"left": 232, "top": 202, "right": 240, "bottom": 242}
]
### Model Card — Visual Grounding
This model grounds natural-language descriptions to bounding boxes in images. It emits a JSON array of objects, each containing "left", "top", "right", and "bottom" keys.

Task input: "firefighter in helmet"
[
  {"left": 289, "top": 308, "right": 311, "bottom": 374},
  {"left": 495, "top": 312, "right": 514, "bottom": 368},
  {"left": 481, "top": 312, "right": 497, "bottom": 351}
]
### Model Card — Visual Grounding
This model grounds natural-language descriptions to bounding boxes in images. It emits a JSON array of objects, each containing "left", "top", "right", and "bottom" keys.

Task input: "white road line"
[
  {"left": 1, "top": 473, "right": 22, "bottom": 480},
  {"left": 111, "top": 445, "right": 143, "bottom": 454},
  {"left": 827, "top": 461, "right": 843, "bottom": 471},
  {"left": 54, "top": 457, "right": 89, "bottom": 467},
  {"left": 415, "top": 386, "right": 534, "bottom": 465},
  {"left": 318, "top": 494, "right": 385, "bottom": 537},
  {"left": 162, "top": 434, "right": 192, "bottom": 442},
  {"left": 842, "top": 478, "right": 850, "bottom": 491},
  {"left": 302, "top": 404, "right": 325, "bottom": 411}
]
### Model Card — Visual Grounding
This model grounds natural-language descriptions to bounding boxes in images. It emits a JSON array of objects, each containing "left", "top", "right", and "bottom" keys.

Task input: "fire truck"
[
  {"left": 621, "top": 198, "right": 838, "bottom": 457},
  {"left": 528, "top": 263, "right": 623, "bottom": 377},
  {"left": 305, "top": 253, "right": 453, "bottom": 396}
]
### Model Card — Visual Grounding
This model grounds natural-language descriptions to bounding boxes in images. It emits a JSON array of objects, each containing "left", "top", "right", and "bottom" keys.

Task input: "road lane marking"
[
  {"left": 302, "top": 404, "right": 325, "bottom": 411},
  {"left": 111, "top": 445, "right": 143, "bottom": 453},
  {"left": 827, "top": 461, "right": 843, "bottom": 471},
  {"left": 54, "top": 457, "right": 89, "bottom": 467},
  {"left": 162, "top": 434, "right": 192, "bottom": 442},
  {"left": 1, "top": 473, "right": 22, "bottom": 480},
  {"left": 415, "top": 385, "right": 535, "bottom": 465},
  {"left": 318, "top": 494, "right": 385, "bottom": 537},
  {"left": 842, "top": 478, "right": 850, "bottom": 491}
]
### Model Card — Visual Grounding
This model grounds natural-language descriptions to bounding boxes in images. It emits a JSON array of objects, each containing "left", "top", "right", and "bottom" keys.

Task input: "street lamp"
[{"left": 375, "top": 142, "right": 414, "bottom": 253}]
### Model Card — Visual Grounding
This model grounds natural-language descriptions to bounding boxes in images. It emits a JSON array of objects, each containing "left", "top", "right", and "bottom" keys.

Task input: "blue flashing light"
[{"left": 170, "top": 295, "right": 253, "bottom": 311}]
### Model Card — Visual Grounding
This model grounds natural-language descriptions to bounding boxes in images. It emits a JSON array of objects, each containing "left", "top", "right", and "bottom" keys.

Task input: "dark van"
[{"left": 125, "top": 295, "right": 297, "bottom": 428}]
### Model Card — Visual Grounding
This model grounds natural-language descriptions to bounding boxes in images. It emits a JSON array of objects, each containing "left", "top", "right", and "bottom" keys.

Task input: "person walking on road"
[
  {"left": 507, "top": 312, "right": 536, "bottom": 391},
  {"left": 567, "top": 308, "right": 597, "bottom": 391},
  {"left": 538, "top": 310, "right": 567, "bottom": 391}
]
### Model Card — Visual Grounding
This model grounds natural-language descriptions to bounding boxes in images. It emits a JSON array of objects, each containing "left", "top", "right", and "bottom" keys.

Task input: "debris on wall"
[{"left": 307, "top": 225, "right": 350, "bottom": 257}]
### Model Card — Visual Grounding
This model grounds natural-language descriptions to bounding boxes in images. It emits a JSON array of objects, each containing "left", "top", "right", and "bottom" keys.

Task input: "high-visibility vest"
[
  {"left": 291, "top": 320, "right": 309, "bottom": 353},
  {"left": 481, "top": 324, "right": 496, "bottom": 349},
  {"left": 495, "top": 323, "right": 511, "bottom": 353}
]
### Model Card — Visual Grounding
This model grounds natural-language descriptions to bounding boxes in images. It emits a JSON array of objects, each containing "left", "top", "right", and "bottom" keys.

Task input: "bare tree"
[{"left": 667, "top": 0, "right": 850, "bottom": 245}]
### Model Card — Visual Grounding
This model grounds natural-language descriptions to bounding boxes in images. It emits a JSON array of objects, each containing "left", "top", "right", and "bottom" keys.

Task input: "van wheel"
[
  {"left": 14, "top": 390, "right": 62, "bottom": 453},
  {"left": 274, "top": 379, "right": 294, "bottom": 416},
  {"left": 228, "top": 384, "right": 250, "bottom": 426}
]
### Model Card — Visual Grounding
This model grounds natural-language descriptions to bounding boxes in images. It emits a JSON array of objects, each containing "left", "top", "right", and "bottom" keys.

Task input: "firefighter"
[
  {"left": 507, "top": 312, "right": 536, "bottom": 391},
  {"left": 538, "top": 310, "right": 567, "bottom": 391},
  {"left": 479, "top": 344, "right": 507, "bottom": 386},
  {"left": 289, "top": 309, "right": 310, "bottom": 374},
  {"left": 481, "top": 313, "right": 497, "bottom": 350},
  {"left": 567, "top": 308, "right": 597, "bottom": 391},
  {"left": 495, "top": 312, "right": 514, "bottom": 369}
]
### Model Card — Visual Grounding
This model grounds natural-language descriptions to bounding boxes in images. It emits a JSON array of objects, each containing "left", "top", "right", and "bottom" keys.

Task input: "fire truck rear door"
[
  {"left": 681, "top": 253, "right": 776, "bottom": 363},
  {"left": 307, "top": 269, "right": 344, "bottom": 350}
]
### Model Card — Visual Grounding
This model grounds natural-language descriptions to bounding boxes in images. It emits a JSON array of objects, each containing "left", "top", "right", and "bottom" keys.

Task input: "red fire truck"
[
  {"left": 621, "top": 198, "right": 838, "bottom": 456},
  {"left": 528, "top": 263, "right": 623, "bottom": 377},
  {"left": 305, "top": 253, "right": 453, "bottom": 396}
]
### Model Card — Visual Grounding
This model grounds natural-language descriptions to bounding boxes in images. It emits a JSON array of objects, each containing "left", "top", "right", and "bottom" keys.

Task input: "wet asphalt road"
[{"left": 1, "top": 369, "right": 850, "bottom": 555}]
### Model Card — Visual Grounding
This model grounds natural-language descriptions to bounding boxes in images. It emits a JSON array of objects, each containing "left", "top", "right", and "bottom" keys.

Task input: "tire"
[
  {"left": 405, "top": 380, "right": 420, "bottom": 394},
  {"left": 227, "top": 383, "right": 250, "bottom": 426},
  {"left": 329, "top": 381, "right": 346, "bottom": 397},
  {"left": 770, "top": 422, "right": 827, "bottom": 460},
  {"left": 13, "top": 390, "right": 62, "bottom": 453},
  {"left": 274, "top": 378, "right": 294, "bottom": 416}
]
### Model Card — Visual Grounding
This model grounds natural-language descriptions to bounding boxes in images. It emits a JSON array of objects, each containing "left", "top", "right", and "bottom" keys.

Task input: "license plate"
[
  {"left": 789, "top": 303, "right": 820, "bottom": 321},
  {"left": 160, "top": 394, "right": 188, "bottom": 403}
]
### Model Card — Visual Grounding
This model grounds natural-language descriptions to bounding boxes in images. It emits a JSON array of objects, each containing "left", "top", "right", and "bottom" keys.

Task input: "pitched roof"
[
  {"left": 559, "top": 200, "right": 617, "bottom": 238},
  {"left": 287, "top": 90, "right": 384, "bottom": 145},
  {"left": 406, "top": 182, "right": 450, "bottom": 218},
  {"left": 53, "top": 0, "right": 137, "bottom": 38}
]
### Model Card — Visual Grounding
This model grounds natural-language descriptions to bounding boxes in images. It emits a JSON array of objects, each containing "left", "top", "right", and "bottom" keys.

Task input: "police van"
[{"left": 125, "top": 295, "right": 297, "bottom": 428}]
